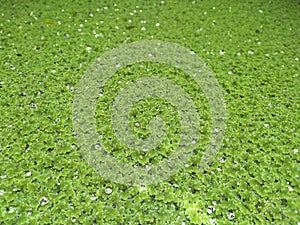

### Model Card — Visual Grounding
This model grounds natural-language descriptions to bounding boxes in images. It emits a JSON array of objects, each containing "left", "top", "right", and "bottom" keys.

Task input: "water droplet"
[{"left": 105, "top": 187, "right": 112, "bottom": 194}]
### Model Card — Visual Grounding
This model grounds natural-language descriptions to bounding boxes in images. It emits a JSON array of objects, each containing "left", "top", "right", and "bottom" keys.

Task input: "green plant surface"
[{"left": 0, "top": 0, "right": 299, "bottom": 224}]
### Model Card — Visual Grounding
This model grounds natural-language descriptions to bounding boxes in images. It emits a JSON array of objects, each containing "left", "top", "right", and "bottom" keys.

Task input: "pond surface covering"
[{"left": 0, "top": 0, "right": 299, "bottom": 224}]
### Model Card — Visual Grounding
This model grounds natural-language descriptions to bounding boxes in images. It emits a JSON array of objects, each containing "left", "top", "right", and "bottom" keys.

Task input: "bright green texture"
[{"left": 0, "top": 0, "right": 299, "bottom": 224}]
